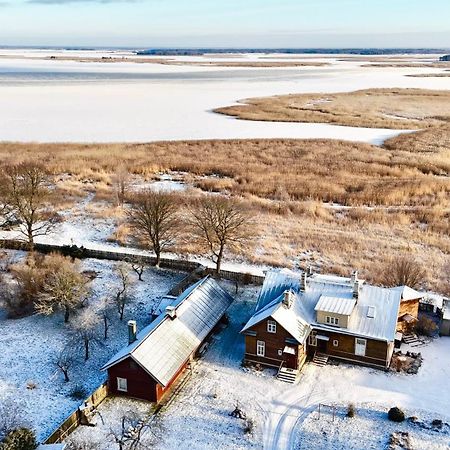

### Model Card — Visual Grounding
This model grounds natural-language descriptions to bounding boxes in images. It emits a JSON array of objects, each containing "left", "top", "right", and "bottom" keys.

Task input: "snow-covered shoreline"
[{"left": 0, "top": 51, "right": 449, "bottom": 144}]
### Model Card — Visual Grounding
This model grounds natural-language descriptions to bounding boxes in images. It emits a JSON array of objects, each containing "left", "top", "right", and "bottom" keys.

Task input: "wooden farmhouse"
[
  {"left": 241, "top": 269, "right": 422, "bottom": 382},
  {"left": 102, "top": 276, "right": 233, "bottom": 402}
]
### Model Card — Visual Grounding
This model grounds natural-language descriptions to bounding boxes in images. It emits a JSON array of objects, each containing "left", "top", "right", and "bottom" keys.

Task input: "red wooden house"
[{"left": 102, "top": 276, "right": 233, "bottom": 402}]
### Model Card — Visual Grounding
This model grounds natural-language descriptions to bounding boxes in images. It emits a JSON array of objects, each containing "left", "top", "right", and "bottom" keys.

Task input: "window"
[
  {"left": 308, "top": 331, "right": 317, "bottom": 346},
  {"left": 355, "top": 338, "right": 367, "bottom": 356},
  {"left": 267, "top": 320, "right": 277, "bottom": 334},
  {"left": 333, "top": 340, "right": 339, "bottom": 347},
  {"left": 326, "top": 316, "right": 339, "bottom": 326},
  {"left": 256, "top": 340, "right": 265, "bottom": 357},
  {"left": 117, "top": 377, "right": 128, "bottom": 392},
  {"left": 278, "top": 349, "right": 283, "bottom": 356}
]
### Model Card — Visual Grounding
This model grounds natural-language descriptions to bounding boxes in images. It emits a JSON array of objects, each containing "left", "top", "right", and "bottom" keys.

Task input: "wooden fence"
[
  {"left": 0, "top": 239, "right": 265, "bottom": 285},
  {"left": 44, "top": 383, "right": 108, "bottom": 444}
]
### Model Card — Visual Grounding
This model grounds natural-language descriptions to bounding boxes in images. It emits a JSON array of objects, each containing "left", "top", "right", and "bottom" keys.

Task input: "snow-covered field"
[
  {"left": 0, "top": 50, "right": 449, "bottom": 143},
  {"left": 68, "top": 283, "right": 450, "bottom": 450},
  {"left": 0, "top": 251, "right": 183, "bottom": 441}
]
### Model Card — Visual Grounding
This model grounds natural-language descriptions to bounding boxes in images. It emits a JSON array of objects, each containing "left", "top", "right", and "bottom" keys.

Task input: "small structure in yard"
[
  {"left": 241, "top": 268, "right": 420, "bottom": 381},
  {"left": 440, "top": 298, "right": 450, "bottom": 336},
  {"left": 102, "top": 276, "right": 233, "bottom": 402}
]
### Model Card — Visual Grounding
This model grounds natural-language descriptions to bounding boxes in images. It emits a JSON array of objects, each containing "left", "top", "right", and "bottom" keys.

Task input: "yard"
[
  {"left": 0, "top": 250, "right": 183, "bottom": 441},
  {"left": 67, "top": 282, "right": 450, "bottom": 450}
]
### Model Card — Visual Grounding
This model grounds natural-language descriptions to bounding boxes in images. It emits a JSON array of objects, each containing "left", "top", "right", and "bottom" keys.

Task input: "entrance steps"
[
  {"left": 277, "top": 366, "right": 299, "bottom": 384},
  {"left": 403, "top": 333, "right": 419, "bottom": 345},
  {"left": 312, "top": 353, "right": 329, "bottom": 367}
]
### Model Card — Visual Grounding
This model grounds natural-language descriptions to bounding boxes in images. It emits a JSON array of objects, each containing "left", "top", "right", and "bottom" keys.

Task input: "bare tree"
[
  {"left": 35, "top": 254, "right": 89, "bottom": 323},
  {"left": 131, "top": 258, "right": 146, "bottom": 282},
  {"left": 109, "top": 412, "right": 156, "bottom": 450},
  {"left": 99, "top": 296, "right": 115, "bottom": 340},
  {"left": 189, "top": 197, "right": 250, "bottom": 274},
  {"left": 71, "top": 309, "right": 100, "bottom": 361},
  {"left": 128, "top": 191, "right": 180, "bottom": 267},
  {"left": 113, "top": 165, "right": 131, "bottom": 207},
  {"left": 115, "top": 264, "right": 130, "bottom": 321},
  {"left": 1, "top": 163, "right": 58, "bottom": 249},
  {"left": 54, "top": 344, "right": 76, "bottom": 382},
  {"left": 381, "top": 256, "right": 427, "bottom": 289}
]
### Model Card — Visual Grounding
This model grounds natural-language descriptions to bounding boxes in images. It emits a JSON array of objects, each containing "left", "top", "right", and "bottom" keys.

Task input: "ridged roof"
[{"left": 102, "top": 276, "right": 233, "bottom": 386}]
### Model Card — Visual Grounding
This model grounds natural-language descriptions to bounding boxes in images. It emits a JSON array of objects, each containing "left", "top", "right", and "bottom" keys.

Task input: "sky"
[{"left": 0, "top": 0, "right": 449, "bottom": 48}]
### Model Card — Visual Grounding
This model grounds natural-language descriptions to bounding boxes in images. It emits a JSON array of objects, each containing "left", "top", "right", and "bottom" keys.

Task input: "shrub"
[
  {"left": 70, "top": 385, "right": 87, "bottom": 401},
  {"left": 415, "top": 316, "right": 438, "bottom": 337},
  {"left": 347, "top": 403, "right": 356, "bottom": 418},
  {"left": 243, "top": 419, "right": 254, "bottom": 434},
  {"left": 388, "top": 407, "right": 405, "bottom": 422},
  {"left": 1, "top": 427, "right": 37, "bottom": 450}
]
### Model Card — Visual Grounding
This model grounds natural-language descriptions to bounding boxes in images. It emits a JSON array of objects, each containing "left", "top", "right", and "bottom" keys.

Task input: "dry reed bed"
[
  {"left": 214, "top": 88, "right": 450, "bottom": 129},
  {"left": 1, "top": 136, "right": 449, "bottom": 289},
  {"left": 1, "top": 138, "right": 449, "bottom": 209}
]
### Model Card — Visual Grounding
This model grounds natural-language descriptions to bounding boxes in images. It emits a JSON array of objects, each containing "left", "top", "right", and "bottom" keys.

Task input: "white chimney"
[
  {"left": 166, "top": 305, "right": 177, "bottom": 319},
  {"left": 128, "top": 320, "right": 137, "bottom": 345},
  {"left": 282, "top": 290, "right": 293, "bottom": 308}
]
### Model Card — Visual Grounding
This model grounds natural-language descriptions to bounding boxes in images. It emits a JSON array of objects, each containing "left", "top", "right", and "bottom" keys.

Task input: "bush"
[
  {"left": 415, "top": 316, "right": 438, "bottom": 337},
  {"left": 388, "top": 407, "right": 405, "bottom": 422},
  {"left": 1, "top": 427, "right": 37, "bottom": 450},
  {"left": 243, "top": 419, "right": 254, "bottom": 434},
  {"left": 347, "top": 403, "right": 356, "bottom": 418},
  {"left": 70, "top": 385, "right": 87, "bottom": 401}
]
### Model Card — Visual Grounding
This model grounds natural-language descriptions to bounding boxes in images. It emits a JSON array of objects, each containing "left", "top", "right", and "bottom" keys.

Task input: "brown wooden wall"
[
  {"left": 244, "top": 319, "right": 302, "bottom": 368},
  {"left": 108, "top": 357, "right": 158, "bottom": 402},
  {"left": 397, "top": 299, "right": 420, "bottom": 332},
  {"left": 308, "top": 330, "right": 389, "bottom": 368}
]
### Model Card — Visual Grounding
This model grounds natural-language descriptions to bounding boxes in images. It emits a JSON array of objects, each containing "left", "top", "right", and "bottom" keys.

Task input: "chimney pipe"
[
  {"left": 300, "top": 271, "right": 308, "bottom": 292},
  {"left": 128, "top": 320, "right": 137, "bottom": 345},
  {"left": 283, "top": 290, "right": 293, "bottom": 308},
  {"left": 351, "top": 271, "right": 360, "bottom": 299}
]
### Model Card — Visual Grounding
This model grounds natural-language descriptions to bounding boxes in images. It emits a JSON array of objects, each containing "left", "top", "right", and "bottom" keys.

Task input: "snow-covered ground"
[
  {"left": 0, "top": 51, "right": 449, "bottom": 143},
  {"left": 0, "top": 252, "right": 183, "bottom": 441},
  {"left": 68, "top": 282, "right": 450, "bottom": 450}
]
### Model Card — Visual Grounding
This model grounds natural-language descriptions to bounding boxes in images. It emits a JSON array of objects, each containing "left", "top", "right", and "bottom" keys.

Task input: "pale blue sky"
[{"left": 0, "top": 0, "right": 449, "bottom": 48}]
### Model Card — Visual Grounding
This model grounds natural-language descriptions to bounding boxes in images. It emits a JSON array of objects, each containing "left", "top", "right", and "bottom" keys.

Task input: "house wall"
[
  {"left": 440, "top": 319, "right": 450, "bottom": 336},
  {"left": 244, "top": 319, "right": 303, "bottom": 369},
  {"left": 396, "top": 299, "right": 420, "bottom": 333},
  {"left": 316, "top": 311, "right": 351, "bottom": 328},
  {"left": 107, "top": 357, "right": 158, "bottom": 402},
  {"left": 308, "top": 329, "right": 390, "bottom": 368}
]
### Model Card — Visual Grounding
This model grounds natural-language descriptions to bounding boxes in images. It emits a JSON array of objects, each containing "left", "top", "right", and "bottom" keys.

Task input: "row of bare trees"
[{"left": 127, "top": 191, "right": 250, "bottom": 273}]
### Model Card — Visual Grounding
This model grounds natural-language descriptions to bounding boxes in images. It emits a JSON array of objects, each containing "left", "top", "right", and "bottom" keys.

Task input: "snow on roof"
[
  {"left": 244, "top": 269, "right": 402, "bottom": 342},
  {"left": 102, "top": 276, "right": 233, "bottom": 386},
  {"left": 391, "top": 285, "right": 423, "bottom": 301},
  {"left": 242, "top": 289, "right": 311, "bottom": 344},
  {"left": 314, "top": 295, "right": 356, "bottom": 316}
]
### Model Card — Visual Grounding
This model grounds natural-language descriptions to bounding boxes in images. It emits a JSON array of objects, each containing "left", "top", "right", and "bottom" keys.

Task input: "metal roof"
[
  {"left": 102, "top": 276, "right": 233, "bottom": 387},
  {"left": 314, "top": 295, "right": 356, "bottom": 316},
  {"left": 243, "top": 269, "right": 403, "bottom": 342}
]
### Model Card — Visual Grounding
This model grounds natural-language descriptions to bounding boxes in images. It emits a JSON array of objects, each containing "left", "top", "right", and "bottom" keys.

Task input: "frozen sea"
[{"left": 0, "top": 50, "right": 449, "bottom": 143}]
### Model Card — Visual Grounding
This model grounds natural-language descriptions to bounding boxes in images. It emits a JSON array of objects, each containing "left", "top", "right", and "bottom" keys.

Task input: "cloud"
[{"left": 27, "top": 0, "right": 141, "bottom": 4}]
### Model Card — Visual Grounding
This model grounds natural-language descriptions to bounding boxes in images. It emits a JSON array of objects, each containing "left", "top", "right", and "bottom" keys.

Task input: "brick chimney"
[
  {"left": 300, "top": 271, "right": 308, "bottom": 292},
  {"left": 128, "top": 320, "right": 137, "bottom": 345}
]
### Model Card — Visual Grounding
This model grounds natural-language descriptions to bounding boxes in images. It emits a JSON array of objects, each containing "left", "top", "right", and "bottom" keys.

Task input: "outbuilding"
[{"left": 102, "top": 276, "right": 233, "bottom": 403}]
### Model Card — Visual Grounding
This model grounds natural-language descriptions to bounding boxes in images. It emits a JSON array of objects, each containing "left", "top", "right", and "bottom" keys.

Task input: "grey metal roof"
[
  {"left": 102, "top": 276, "right": 233, "bottom": 386},
  {"left": 243, "top": 269, "right": 403, "bottom": 342}
]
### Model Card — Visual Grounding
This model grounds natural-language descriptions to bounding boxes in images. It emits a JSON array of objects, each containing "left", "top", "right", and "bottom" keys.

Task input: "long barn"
[{"left": 102, "top": 276, "right": 233, "bottom": 402}]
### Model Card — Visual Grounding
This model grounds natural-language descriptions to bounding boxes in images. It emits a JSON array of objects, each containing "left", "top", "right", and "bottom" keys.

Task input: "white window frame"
[
  {"left": 326, "top": 316, "right": 339, "bottom": 326},
  {"left": 267, "top": 320, "right": 277, "bottom": 334},
  {"left": 333, "top": 340, "right": 339, "bottom": 347},
  {"left": 355, "top": 338, "right": 367, "bottom": 356},
  {"left": 117, "top": 377, "right": 128, "bottom": 392},
  {"left": 308, "top": 331, "right": 317, "bottom": 346},
  {"left": 256, "top": 340, "right": 265, "bottom": 357}
]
